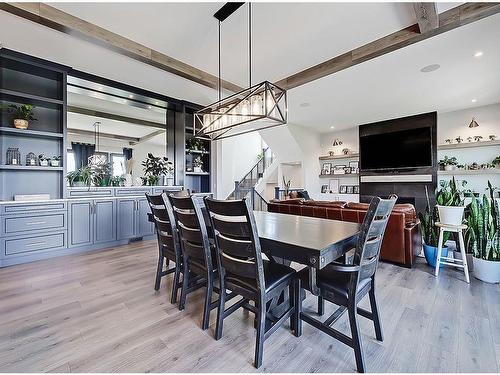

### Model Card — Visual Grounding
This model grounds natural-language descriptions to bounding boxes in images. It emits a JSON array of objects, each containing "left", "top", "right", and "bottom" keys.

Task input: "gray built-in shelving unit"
[{"left": 0, "top": 49, "right": 70, "bottom": 201}]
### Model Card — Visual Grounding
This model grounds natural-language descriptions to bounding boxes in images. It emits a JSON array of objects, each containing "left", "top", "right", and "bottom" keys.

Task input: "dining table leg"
[{"left": 308, "top": 267, "right": 320, "bottom": 296}]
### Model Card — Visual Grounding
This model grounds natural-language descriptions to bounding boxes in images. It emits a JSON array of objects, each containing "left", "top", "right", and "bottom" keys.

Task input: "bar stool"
[{"left": 434, "top": 222, "right": 470, "bottom": 283}]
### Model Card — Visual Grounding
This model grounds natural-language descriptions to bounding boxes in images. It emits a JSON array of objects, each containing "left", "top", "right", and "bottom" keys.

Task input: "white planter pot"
[
  {"left": 50, "top": 160, "right": 60, "bottom": 167},
  {"left": 194, "top": 167, "right": 202, "bottom": 173},
  {"left": 444, "top": 165, "right": 455, "bottom": 171},
  {"left": 473, "top": 257, "right": 500, "bottom": 283},
  {"left": 437, "top": 205, "right": 465, "bottom": 226},
  {"left": 124, "top": 174, "right": 133, "bottom": 187},
  {"left": 40, "top": 160, "right": 49, "bottom": 167}
]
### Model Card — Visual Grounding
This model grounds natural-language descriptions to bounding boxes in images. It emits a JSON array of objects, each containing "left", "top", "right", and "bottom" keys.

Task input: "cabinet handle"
[
  {"left": 25, "top": 241, "right": 47, "bottom": 248},
  {"left": 26, "top": 221, "right": 47, "bottom": 225}
]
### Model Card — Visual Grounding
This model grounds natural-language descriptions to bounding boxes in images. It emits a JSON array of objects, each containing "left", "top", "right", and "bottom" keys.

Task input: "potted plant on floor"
[
  {"left": 466, "top": 184, "right": 500, "bottom": 283},
  {"left": 438, "top": 156, "right": 458, "bottom": 171},
  {"left": 67, "top": 165, "right": 92, "bottom": 187},
  {"left": 418, "top": 188, "right": 449, "bottom": 267},
  {"left": 436, "top": 177, "right": 465, "bottom": 226},
  {"left": 3, "top": 104, "right": 37, "bottom": 130}
]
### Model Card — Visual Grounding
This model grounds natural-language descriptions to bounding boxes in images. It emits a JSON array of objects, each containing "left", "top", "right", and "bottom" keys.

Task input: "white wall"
[{"left": 215, "top": 132, "right": 264, "bottom": 199}]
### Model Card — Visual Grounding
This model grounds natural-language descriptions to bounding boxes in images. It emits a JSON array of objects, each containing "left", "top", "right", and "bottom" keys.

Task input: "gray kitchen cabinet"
[
  {"left": 136, "top": 198, "right": 154, "bottom": 237},
  {"left": 117, "top": 197, "right": 154, "bottom": 240},
  {"left": 69, "top": 199, "right": 116, "bottom": 247}
]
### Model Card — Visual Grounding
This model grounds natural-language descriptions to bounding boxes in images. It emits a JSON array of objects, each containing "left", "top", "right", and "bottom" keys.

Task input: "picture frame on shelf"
[
  {"left": 347, "top": 185, "right": 354, "bottom": 194},
  {"left": 329, "top": 179, "right": 339, "bottom": 194},
  {"left": 353, "top": 185, "right": 359, "bottom": 194},
  {"left": 340, "top": 185, "right": 347, "bottom": 194},
  {"left": 333, "top": 165, "right": 346, "bottom": 175},
  {"left": 321, "top": 184, "right": 329, "bottom": 193},
  {"left": 321, "top": 163, "right": 332, "bottom": 175}
]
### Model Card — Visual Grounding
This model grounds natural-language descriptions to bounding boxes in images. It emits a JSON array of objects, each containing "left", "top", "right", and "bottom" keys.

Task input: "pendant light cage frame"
[{"left": 195, "top": 80, "right": 287, "bottom": 140}]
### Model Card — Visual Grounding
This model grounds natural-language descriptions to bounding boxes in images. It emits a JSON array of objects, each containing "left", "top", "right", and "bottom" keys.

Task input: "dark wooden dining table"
[{"left": 148, "top": 209, "right": 360, "bottom": 295}]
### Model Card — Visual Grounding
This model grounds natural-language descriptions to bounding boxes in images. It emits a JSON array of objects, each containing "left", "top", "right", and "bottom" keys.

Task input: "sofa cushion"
[
  {"left": 297, "top": 190, "right": 311, "bottom": 200},
  {"left": 303, "top": 200, "right": 347, "bottom": 208},
  {"left": 345, "top": 202, "right": 370, "bottom": 210},
  {"left": 345, "top": 202, "right": 416, "bottom": 225},
  {"left": 288, "top": 191, "right": 300, "bottom": 199},
  {"left": 270, "top": 198, "right": 304, "bottom": 205}
]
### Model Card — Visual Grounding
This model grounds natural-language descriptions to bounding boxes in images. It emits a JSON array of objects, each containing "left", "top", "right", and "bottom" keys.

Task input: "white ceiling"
[{"left": 40, "top": 3, "right": 500, "bottom": 132}]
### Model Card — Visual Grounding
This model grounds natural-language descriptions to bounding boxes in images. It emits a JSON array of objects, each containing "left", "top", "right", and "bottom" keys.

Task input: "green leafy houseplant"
[
  {"left": 67, "top": 165, "right": 92, "bottom": 187},
  {"left": 493, "top": 156, "right": 500, "bottom": 168},
  {"left": 3, "top": 104, "right": 37, "bottom": 130},
  {"left": 435, "top": 177, "right": 465, "bottom": 226},
  {"left": 438, "top": 155, "right": 458, "bottom": 170},
  {"left": 110, "top": 175, "right": 125, "bottom": 187},
  {"left": 186, "top": 137, "right": 206, "bottom": 151},
  {"left": 91, "top": 162, "right": 112, "bottom": 186},
  {"left": 141, "top": 153, "right": 173, "bottom": 186},
  {"left": 282, "top": 176, "right": 291, "bottom": 197}
]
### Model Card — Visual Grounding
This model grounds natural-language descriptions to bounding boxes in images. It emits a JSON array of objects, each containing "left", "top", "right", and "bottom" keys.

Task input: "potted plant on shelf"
[
  {"left": 436, "top": 177, "right": 465, "bottom": 226},
  {"left": 186, "top": 137, "right": 206, "bottom": 152},
  {"left": 50, "top": 156, "right": 61, "bottom": 167},
  {"left": 193, "top": 156, "right": 203, "bottom": 173},
  {"left": 67, "top": 165, "right": 92, "bottom": 187},
  {"left": 466, "top": 183, "right": 500, "bottom": 283},
  {"left": 110, "top": 175, "right": 125, "bottom": 187},
  {"left": 418, "top": 189, "right": 450, "bottom": 267},
  {"left": 3, "top": 104, "right": 37, "bottom": 130},
  {"left": 91, "top": 162, "right": 112, "bottom": 187},
  {"left": 493, "top": 156, "right": 500, "bottom": 169},
  {"left": 438, "top": 156, "right": 458, "bottom": 171},
  {"left": 142, "top": 153, "right": 173, "bottom": 185},
  {"left": 38, "top": 154, "right": 50, "bottom": 167}
]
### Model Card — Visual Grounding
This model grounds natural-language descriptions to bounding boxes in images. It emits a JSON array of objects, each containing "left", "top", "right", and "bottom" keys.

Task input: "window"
[
  {"left": 111, "top": 154, "right": 126, "bottom": 177},
  {"left": 67, "top": 150, "right": 76, "bottom": 173}
]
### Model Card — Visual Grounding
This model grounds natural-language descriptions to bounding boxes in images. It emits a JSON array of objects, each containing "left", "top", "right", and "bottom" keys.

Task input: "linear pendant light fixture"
[{"left": 195, "top": 2, "right": 287, "bottom": 141}]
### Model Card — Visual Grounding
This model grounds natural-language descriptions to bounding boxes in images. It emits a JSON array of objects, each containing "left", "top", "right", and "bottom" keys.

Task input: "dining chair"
[
  {"left": 297, "top": 195, "right": 397, "bottom": 373},
  {"left": 145, "top": 193, "right": 183, "bottom": 304},
  {"left": 168, "top": 194, "right": 221, "bottom": 329},
  {"left": 204, "top": 197, "right": 300, "bottom": 368}
]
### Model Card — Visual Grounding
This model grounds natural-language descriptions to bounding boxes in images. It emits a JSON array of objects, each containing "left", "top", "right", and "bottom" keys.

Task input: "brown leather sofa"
[{"left": 267, "top": 199, "right": 421, "bottom": 268}]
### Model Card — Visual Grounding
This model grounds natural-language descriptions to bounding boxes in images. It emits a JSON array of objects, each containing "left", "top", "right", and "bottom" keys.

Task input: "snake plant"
[
  {"left": 465, "top": 184, "right": 500, "bottom": 261},
  {"left": 418, "top": 186, "right": 450, "bottom": 247},
  {"left": 435, "top": 177, "right": 464, "bottom": 206}
]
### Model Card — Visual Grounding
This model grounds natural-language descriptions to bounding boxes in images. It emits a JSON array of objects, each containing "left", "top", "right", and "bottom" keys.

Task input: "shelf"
[
  {"left": 437, "top": 140, "right": 500, "bottom": 151},
  {"left": 0, "top": 165, "right": 63, "bottom": 171},
  {"left": 0, "top": 127, "right": 63, "bottom": 139},
  {"left": 438, "top": 169, "right": 500, "bottom": 175},
  {"left": 319, "top": 153, "right": 359, "bottom": 160},
  {"left": 186, "top": 171, "right": 210, "bottom": 176},
  {"left": 0, "top": 88, "right": 64, "bottom": 106},
  {"left": 186, "top": 149, "right": 209, "bottom": 154},
  {"left": 319, "top": 173, "right": 359, "bottom": 178}
]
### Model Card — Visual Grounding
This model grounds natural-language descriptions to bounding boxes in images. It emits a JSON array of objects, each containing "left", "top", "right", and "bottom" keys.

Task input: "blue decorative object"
[{"left": 423, "top": 244, "right": 448, "bottom": 268}]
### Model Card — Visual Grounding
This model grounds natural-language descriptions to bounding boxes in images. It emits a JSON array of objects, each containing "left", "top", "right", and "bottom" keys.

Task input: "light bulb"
[
  {"left": 220, "top": 107, "right": 229, "bottom": 128},
  {"left": 266, "top": 89, "right": 276, "bottom": 117},
  {"left": 241, "top": 99, "right": 250, "bottom": 121},
  {"left": 250, "top": 94, "right": 263, "bottom": 116},
  {"left": 203, "top": 114, "right": 211, "bottom": 129}
]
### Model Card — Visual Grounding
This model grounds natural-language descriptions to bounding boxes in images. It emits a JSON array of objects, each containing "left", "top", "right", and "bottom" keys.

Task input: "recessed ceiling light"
[
  {"left": 128, "top": 94, "right": 134, "bottom": 98},
  {"left": 330, "top": 126, "right": 335, "bottom": 129},
  {"left": 471, "top": 99, "right": 477, "bottom": 103},
  {"left": 474, "top": 51, "right": 483, "bottom": 58},
  {"left": 420, "top": 64, "right": 441, "bottom": 73},
  {"left": 148, "top": 105, "right": 152, "bottom": 109},
  {"left": 97, "top": 86, "right": 103, "bottom": 91},
  {"left": 155, "top": 101, "right": 159, "bottom": 105},
  {"left": 299, "top": 102, "right": 310, "bottom": 108}
]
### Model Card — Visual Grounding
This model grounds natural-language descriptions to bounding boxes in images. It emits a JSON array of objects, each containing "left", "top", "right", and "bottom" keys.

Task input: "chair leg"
[
  {"left": 154, "top": 255, "right": 164, "bottom": 291},
  {"left": 254, "top": 303, "right": 266, "bottom": 368},
  {"left": 368, "top": 282, "right": 383, "bottom": 341},
  {"left": 435, "top": 228, "right": 444, "bottom": 277},
  {"left": 202, "top": 275, "right": 214, "bottom": 330},
  {"left": 170, "top": 263, "right": 181, "bottom": 304},
  {"left": 318, "top": 295, "right": 325, "bottom": 316},
  {"left": 214, "top": 279, "right": 226, "bottom": 340},
  {"left": 288, "top": 285, "right": 295, "bottom": 333},
  {"left": 179, "top": 260, "right": 189, "bottom": 310},
  {"left": 294, "top": 278, "right": 302, "bottom": 337},
  {"left": 348, "top": 303, "right": 366, "bottom": 373},
  {"left": 458, "top": 230, "right": 470, "bottom": 284}
]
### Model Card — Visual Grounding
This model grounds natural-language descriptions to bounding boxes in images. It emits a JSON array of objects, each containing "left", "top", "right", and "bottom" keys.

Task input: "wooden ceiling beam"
[
  {"left": 0, "top": 2, "right": 243, "bottom": 93},
  {"left": 275, "top": 2, "right": 500, "bottom": 90},
  {"left": 413, "top": 3, "right": 439, "bottom": 33},
  {"left": 68, "top": 106, "right": 165, "bottom": 129},
  {"left": 129, "top": 129, "right": 165, "bottom": 146},
  {"left": 67, "top": 128, "right": 140, "bottom": 143}
]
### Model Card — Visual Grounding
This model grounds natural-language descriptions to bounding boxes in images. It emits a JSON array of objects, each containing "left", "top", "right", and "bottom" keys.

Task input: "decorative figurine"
[
  {"left": 26, "top": 152, "right": 38, "bottom": 166},
  {"left": 474, "top": 135, "right": 483, "bottom": 142},
  {"left": 455, "top": 136, "right": 463, "bottom": 144},
  {"left": 489, "top": 135, "right": 496, "bottom": 141},
  {"left": 328, "top": 151, "right": 334, "bottom": 156},
  {"left": 445, "top": 139, "right": 452, "bottom": 144},
  {"left": 342, "top": 148, "right": 349, "bottom": 155},
  {"left": 6, "top": 148, "right": 21, "bottom": 165},
  {"left": 467, "top": 136, "right": 474, "bottom": 143}
]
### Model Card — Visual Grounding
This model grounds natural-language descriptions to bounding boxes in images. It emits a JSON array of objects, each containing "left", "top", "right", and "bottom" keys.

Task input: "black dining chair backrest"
[
  {"left": 146, "top": 193, "right": 178, "bottom": 253},
  {"left": 204, "top": 197, "right": 266, "bottom": 293},
  {"left": 352, "top": 195, "right": 397, "bottom": 285},
  {"left": 169, "top": 194, "right": 212, "bottom": 270}
]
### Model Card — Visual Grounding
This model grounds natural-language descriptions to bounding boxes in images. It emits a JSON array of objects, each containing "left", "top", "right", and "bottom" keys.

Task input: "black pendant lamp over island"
[{"left": 195, "top": 2, "right": 287, "bottom": 141}]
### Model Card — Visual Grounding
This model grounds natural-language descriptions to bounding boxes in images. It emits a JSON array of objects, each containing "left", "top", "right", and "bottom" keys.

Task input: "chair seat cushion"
[
  {"left": 298, "top": 264, "right": 371, "bottom": 302},
  {"left": 226, "top": 260, "right": 295, "bottom": 296}
]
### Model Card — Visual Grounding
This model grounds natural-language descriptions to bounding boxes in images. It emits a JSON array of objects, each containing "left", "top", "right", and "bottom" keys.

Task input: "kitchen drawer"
[
  {"left": 152, "top": 187, "right": 183, "bottom": 195},
  {"left": 1, "top": 202, "right": 67, "bottom": 215},
  {"left": 2, "top": 212, "right": 66, "bottom": 236},
  {"left": 68, "top": 188, "right": 114, "bottom": 198},
  {"left": 2, "top": 232, "right": 66, "bottom": 256},
  {"left": 115, "top": 188, "right": 152, "bottom": 197}
]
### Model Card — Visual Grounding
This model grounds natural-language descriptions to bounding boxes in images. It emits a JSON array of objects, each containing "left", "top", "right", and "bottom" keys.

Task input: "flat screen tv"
[{"left": 360, "top": 127, "right": 432, "bottom": 170}]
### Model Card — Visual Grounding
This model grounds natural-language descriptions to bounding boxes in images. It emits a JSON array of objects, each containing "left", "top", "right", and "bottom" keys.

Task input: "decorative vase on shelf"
[
  {"left": 6, "top": 148, "right": 21, "bottom": 165},
  {"left": 444, "top": 165, "right": 455, "bottom": 171},
  {"left": 13, "top": 119, "right": 29, "bottom": 130},
  {"left": 124, "top": 174, "right": 133, "bottom": 187},
  {"left": 194, "top": 166, "right": 202, "bottom": 173}
]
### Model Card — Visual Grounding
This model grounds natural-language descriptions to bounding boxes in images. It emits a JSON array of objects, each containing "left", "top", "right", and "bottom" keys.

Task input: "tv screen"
[{"left": 360, "top": 127, "right": 432, "bottom": 170}]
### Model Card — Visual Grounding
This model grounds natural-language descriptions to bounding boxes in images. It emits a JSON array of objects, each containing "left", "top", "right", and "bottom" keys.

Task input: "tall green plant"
[
  {"left": 466, "top": 192, "right": 500, "bottom": 261},
  {"left": 436, "top": 177, "right": 464, "bottom": 206},
  {"left": 418, "top": 186, "right": 449, "bottom": 247}
]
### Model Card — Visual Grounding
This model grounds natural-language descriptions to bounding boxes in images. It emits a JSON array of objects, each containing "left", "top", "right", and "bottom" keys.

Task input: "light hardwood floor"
[{"left": 0, "top": 240, "right": 499, "bottom": 373}]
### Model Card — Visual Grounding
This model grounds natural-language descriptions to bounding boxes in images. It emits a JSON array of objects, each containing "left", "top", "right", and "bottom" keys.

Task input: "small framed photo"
[
  {"left": 333, "top": 165, "right": 346, "bottom": 175},
  {"left": 340, "top": 185, "right": 347, "bottom": 194},
  {"left": 329, "top": 179, "right": 339, "bottom": 194},
  {"left": 347, "top": 185, "right": 354, "bottom": 194},
  {"left": 321, "top": 185, "right": 329, "bottom": 193},
  {"left": 321, "top": 163, "right": 332, "bottom": 175},
  {"left": 353, "top": 185, "right": 359, "bottom": 194}
]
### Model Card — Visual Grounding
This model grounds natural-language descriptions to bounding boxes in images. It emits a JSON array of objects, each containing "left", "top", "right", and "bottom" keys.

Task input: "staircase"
[{"left": 227, "top": 147, "right": 274, "bottom": 210}]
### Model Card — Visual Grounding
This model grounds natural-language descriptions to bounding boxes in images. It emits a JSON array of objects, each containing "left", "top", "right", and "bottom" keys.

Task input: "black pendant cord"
[
  {"left": 249, "top": 2, "right": 252, "bottom": 87},
  {"left": 218, "top": 20, "right": 221, "bottom": 102}
]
